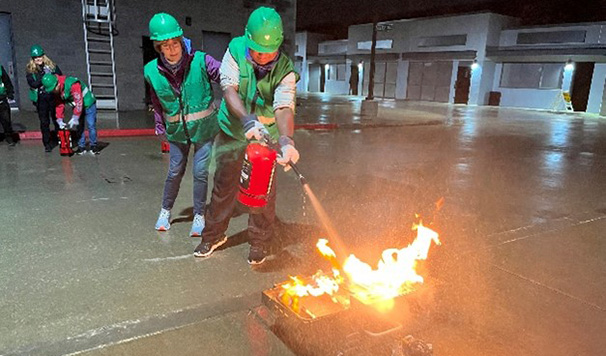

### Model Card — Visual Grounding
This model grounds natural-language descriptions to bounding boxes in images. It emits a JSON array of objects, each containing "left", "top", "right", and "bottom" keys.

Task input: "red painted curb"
[
  {"left": 18, "top": 128, "right": 156, "bottom": 140},
  {"left": 18, "top": 124, "right": 340, "bottom": 140},
  {"left": 19, "top": 131, "right": 42, "bottom": 140},
  {"left": 294, "top": 123, "right": 339, "bottom": 130},
  {"left": 98, "top": 129, "right": 156, "bottom": 137}
]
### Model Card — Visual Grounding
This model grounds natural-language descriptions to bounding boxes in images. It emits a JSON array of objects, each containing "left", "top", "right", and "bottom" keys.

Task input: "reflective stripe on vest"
[{"left": 166, "top": 103, "right": 216, "bottom": 123}]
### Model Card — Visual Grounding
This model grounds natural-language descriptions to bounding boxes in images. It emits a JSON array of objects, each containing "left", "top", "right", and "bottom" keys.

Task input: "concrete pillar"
[
  {"left": 477, "top": 60, "right": 497, "bottom": 105},
  {"left": 449, "top": 60, "right": 459, "bottom": 104},
  {"left": 357, "top": 62, "right": 364, "bottom": 96},
  {"left": 468, "top": 61, "right": 483, "bottom": 105},
  {"left": 493, "top": 63, "right": 503, "bottom": 91},
  {"left": 296, "top": 57, "right": 309, "bottom": 93},
  {"left": 587, "top": 63, "right": 606, "bottom": 115},
  {"left": 395, "top": 59, "right": 409, "bottom": 100},
  {"left": 562, "top": 66, "right": 574, "bottom": 93}
]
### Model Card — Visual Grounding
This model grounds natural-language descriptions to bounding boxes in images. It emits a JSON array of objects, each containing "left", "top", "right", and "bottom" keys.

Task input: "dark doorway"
[
  {"left": 454, "top": 66, "right": 471, "bottom": 104},
  {"left": 320, "top": 65, "right": 325, "bottom": 93},
  {"left": 349, "top": 64, "right": 359, "bottom": 95},
  {"left": 571, "top": 62, "right": 595, "bottom": 112},
  {"left": 142, "top": 36, "right": 158, "bottom": 108},
  {"left": 308, "top": 64, "right": 321, "bottom": 92}
]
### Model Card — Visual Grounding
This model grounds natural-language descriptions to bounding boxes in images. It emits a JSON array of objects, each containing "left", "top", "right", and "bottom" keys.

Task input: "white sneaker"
[
  {"left": 189, "top": 214, "right": 205, "bottom": 237},
  {"left": 155, "top": 208, "right": 171, "bottom": 231}
]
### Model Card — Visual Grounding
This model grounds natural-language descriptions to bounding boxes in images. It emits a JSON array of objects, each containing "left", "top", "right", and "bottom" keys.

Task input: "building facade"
[
  {"left": 0, "top": 0, "right": 297, "bottom": 111},
  {"left": 299, "top": 12, "right": 606, "bottom": 115}
]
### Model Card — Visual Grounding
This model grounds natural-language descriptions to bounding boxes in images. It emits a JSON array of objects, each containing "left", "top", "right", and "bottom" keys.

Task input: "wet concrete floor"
[{"left": 1, "top": 95, "right": 606, "bottom": 355}]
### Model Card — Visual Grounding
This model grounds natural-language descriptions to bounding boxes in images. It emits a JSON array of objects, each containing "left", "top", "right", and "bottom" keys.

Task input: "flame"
[
  {"left": 280, "top": 270, "right": 343, "bottom": 314},
  {"left": 317, "top": 239, "right": 336, "bottom": 259},
  {"left": 280, "top": 221, "right": 440, "bottom": 314},
  {"left": 342, "top": 223, "right": 440, "bottom": 311}
]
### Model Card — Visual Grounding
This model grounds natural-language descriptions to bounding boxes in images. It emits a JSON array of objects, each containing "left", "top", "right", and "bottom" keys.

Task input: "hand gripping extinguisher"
[
  {"left": 237, "top": 142, "right": 278, "bottom": 209},
  {"left": 58, "top": 129, "right": 73, "bottom": 156}
]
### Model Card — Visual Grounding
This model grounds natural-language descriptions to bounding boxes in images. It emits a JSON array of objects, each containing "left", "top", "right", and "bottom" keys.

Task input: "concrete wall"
[
  {"left": 473, "top": 14, "right": 517, "bottom": 105},
  {"left": 324, "top": 61, "right": 349, "bottom": 95},
  {"left": 500, "top": 23, "right": 606, "bottom": 47},
  {"left": 345, "top": 13, "right": 516, "bottom": 104},
  {"left": 3, "top": 0, "right": 297, "bottom": 111},
  {"left": 347, "top": 13, "right": 515, "bottom": 56},
  {"left": 318, "top": 40, "right": 348, "bottom": 55},
  {"left": 325, "top": 80, "right": 349, "bottom": 94},
  {"left": 2, "top": 0, "right": 88, "bottom": 110},
  {"left": 587, "top": 63, "right": 606, "bottom": 115},
  {"left": 492, "top": 63, "right": 574, "bottom": 110}
]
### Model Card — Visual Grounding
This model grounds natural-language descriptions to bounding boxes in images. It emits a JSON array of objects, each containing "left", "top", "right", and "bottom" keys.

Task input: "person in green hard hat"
[
  {"left": 144, "top": 13, "right": 222, "bottom": 237},
  {"left": 26, "top": 45, "right": 63, "bottom": 152},
  {"left": 41, "top": 72, "right": 98, "bottom": 155},
  {"left": 194, "top": 7, "right": 300, "bottom": 265}
]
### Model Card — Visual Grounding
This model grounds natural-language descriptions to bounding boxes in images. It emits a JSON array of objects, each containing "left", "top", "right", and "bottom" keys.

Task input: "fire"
[
  {"left": 280, "top": 222, "right": 441, "bottom": 314},
  {"left": 343, "top": 223, "right": 440, "bottom": 311}
]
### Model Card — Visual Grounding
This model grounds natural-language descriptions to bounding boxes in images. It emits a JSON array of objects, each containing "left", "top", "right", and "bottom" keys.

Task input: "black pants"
[
  {"left": 36, "top": 94, "right": 58, "bottom": 148},
  {"left": 202, "top": 131, "right": 277, "bottom": 248},
  {"left": 0, "top": 100, "right": 14, "bottom": 142}
]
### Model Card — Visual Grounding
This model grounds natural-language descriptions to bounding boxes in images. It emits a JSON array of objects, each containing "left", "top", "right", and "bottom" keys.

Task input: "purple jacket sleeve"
[
  {"left": 149, "top": 86, "right": 166, "bottom": 135},
  {"left": 205, "top": 54, "right": 221, "bottom": 84}
]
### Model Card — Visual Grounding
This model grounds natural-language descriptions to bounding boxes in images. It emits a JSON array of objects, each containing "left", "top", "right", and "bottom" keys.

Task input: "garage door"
[
  {"left": 362, "top": 61, "right": 398, "bottom": 99},
  {"left": 407, "top": 61, "right": 453, "bottom": 102}
]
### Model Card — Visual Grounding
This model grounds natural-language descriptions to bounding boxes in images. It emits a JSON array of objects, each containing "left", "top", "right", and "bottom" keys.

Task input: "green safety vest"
[
  {"left": 63, "top": 76, "right": 96, "bottom": 109},
  {"left": 29, "top": 66, "right": 60, "bottom": 103},
  {"left": 0, "top": 67, "right": 6, "bottom": 96},
  {"left": 218, "top": 36, "right": 299, "bottom": 142},
  {"left": 144, "top": 51, "right": 218, "bottom": 144}
]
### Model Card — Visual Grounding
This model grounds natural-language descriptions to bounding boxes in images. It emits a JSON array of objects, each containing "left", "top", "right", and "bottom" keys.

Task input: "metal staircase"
[{"left": 81, "top": 0, "right": 118, "bottom": 111}]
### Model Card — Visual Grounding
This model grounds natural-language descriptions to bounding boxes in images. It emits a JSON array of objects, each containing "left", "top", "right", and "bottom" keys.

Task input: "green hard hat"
[
  {"left": 245, "top": 7, "right": 283, "bottom": 53},
  {"left": 149, "top": 13, "right": 183, "bottom": 41},
  {"left": 31, "top": 45, "right": 44, "bottom": 57},
  {"left": 42, "top": 73, "right": 58, "bottom": 92}
]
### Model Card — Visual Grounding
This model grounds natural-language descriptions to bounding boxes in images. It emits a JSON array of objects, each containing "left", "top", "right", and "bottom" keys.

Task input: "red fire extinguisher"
[
  {"left": 238, "top": 143, "right": 277, "bottom": 208},
  {"left": 58, "top": 129, "right": 73, "bottom": 156},
  {"left": 161, "top": 141, "right": 170, "bottom": 153}
]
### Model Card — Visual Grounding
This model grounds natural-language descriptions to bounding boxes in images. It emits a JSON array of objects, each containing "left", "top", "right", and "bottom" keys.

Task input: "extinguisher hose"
[
  {"left": 262, "top": 134, "right": 307, "bottom": 186},
  {"left": 288, "top": 161, "right": 307, "bottom": 186}
]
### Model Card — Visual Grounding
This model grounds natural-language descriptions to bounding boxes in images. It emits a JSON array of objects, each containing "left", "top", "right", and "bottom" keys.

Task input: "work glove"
[
  {"left": 57, "top": 119, "right": 67, "bottom": 130},
  {"left": 68, "top": 117, "right": 79, "bottom": 130},
  {"left": 242, "top": 114, "right": 269, "bottom": 142},
  {"left": 276, "top": 136, "right": 300, "bottom": 172}
]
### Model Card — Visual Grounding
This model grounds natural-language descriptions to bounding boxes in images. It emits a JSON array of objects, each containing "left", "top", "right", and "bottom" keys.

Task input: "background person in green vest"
[
  {"left": 41, "top": 73, "right": 99, "bottom": 155},
  {"left": 26, "top": 45, "right": 63, "bottom": 152},
  {"left": 144, "top": 13, "right": 221, "bottom": 237},
  {"left": 194, "top": 7, "right": 300, "bottom": 265},
  {"left": 0, "top": 64, "right": 16, "bottom": 147}
]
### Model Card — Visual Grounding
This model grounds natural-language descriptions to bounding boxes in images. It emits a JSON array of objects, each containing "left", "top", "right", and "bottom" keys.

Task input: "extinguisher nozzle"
[{"left": 288, "top": 162, "right": 307, "bottom": 186}]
